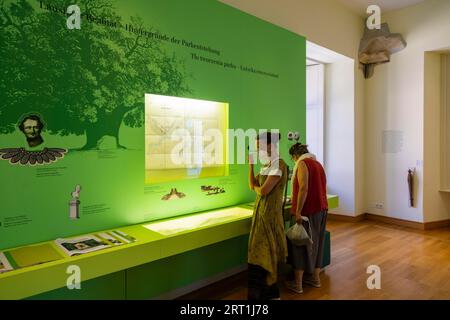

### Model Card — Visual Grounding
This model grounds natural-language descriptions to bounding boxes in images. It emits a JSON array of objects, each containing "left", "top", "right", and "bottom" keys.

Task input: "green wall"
[{"left": 0, "top": 0, "right": 306, "bottom": 250}]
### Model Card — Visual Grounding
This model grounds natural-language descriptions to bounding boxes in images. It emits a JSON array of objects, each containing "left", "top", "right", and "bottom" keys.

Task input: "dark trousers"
[
  {"left": 287, "top": 210, "right": 328, "bottom": 273},
  {"left": 247, "top": 264, "right": 280, "bottom": 300}
]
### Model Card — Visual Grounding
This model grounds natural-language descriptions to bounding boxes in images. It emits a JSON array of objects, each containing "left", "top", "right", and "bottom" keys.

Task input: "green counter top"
[{"left": 0, "top": 195, "right": 338, "bottom": 300}]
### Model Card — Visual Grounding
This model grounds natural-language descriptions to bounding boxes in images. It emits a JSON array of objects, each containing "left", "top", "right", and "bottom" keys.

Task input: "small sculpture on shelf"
[
  {"left": 201, "top": 185, "right": 226, "bottom": 196},
  {"left": 69, "top": 185, "right": 82, "bottom": 220},
  {"left": 161, "top": 188, "right": 186, "bottom": 201}
]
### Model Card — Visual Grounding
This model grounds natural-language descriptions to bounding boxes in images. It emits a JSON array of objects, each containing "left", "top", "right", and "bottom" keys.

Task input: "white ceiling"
[{"left": 335, "top": 0, "right": 428, "bottom": 15}]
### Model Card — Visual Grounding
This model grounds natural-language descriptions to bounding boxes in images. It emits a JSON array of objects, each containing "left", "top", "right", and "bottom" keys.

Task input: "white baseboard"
[{"left": 151, "top": 264, "right": 247, "bottom": 300}]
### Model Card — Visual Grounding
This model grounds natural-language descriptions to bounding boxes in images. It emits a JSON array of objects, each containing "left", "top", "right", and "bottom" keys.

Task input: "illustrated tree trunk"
[
  {"left": 112, "top": 107, "right": 129, "bottom": 149},
  {"left": 113, "top": 108, "right": 127, "bottom": 149},
  {"left": 80, "top": 125, "right": 108, "bottom": 150},
  {"left": 79, "top": 108, "right": 131, "bottom": 150}
]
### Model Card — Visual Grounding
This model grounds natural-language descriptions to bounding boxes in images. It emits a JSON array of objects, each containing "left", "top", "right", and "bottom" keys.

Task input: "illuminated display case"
[{"left": 145, "top": 94, "right": 229, "bottom": 184}]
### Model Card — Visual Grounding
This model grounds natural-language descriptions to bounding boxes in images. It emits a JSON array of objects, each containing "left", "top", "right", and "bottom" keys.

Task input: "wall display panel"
[{"left": 0, "top": 0, "right": 306, "bottom": 249}]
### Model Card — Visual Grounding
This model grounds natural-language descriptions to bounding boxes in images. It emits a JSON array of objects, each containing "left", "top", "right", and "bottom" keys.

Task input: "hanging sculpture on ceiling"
[{"left": 359, "top": 23, "right": 407, "bottom": 79}]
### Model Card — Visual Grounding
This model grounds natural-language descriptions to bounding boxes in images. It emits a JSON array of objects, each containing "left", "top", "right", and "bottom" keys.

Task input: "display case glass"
[{"left": 145, "top": 94, "right": 229, "bottom": 184}]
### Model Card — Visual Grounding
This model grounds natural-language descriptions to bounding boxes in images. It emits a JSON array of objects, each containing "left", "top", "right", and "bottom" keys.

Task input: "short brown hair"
[{"left": 289, "top": 143, "right": 309, "bottom": 158}]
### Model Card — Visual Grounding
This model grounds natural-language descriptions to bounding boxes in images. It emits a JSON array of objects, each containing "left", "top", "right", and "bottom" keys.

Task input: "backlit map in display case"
[{"left": 145, "top": 94, "right": 229, "bottom": 184}]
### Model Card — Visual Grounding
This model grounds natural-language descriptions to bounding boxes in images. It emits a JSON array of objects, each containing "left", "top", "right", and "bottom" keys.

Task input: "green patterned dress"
[{"left": 248, "top": 158, "right": 288, "bottom": 285}]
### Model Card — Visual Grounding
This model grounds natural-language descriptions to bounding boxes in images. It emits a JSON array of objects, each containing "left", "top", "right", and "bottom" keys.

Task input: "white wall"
[
  {"left": 365, "top": 0, "right": 450, "bottom": 222},
  {"left": 306, "top": 42, "right": 357, "bottom": 216},
  {"left": 221, "top": 0, "right": 365, "bottom": 216}
]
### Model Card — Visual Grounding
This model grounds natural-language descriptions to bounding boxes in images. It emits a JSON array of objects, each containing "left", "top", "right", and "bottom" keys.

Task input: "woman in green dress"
[{"left": 247, "top": 132, "right": 288, "bottom": 300}]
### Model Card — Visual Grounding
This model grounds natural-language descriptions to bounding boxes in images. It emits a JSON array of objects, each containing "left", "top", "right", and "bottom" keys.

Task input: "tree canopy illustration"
[{"left": 0, "top": 0, "right": 190, "bottom": 149}]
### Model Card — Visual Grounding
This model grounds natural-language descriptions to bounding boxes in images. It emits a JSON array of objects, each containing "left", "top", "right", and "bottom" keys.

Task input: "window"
[{"left": 306, "top": 61, "right": 325, "bottom": 164}]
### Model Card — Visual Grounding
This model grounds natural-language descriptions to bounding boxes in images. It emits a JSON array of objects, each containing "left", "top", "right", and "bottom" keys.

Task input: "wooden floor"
[{"left": 179, "top": 220, "right": 450, "bottom": 300}]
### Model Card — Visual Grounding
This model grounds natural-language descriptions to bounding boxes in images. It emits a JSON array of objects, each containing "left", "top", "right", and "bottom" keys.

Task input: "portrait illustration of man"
[
  {"left": 19, "top": 115, "right": 45, "bottom": 148},
  {"left": 0, "top": 114, "right": 67, "bottom": 166}
]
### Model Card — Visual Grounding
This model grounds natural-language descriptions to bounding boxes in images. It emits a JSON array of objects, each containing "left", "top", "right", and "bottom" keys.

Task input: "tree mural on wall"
[{"left": 0, "top": 0, "right": 190, "bottom": 150}]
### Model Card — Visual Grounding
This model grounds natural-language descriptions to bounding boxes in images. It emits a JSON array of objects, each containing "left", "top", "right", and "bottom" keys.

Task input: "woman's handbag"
[{"left": 286, "top": 216, "right": 313, "bottom": 247}]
